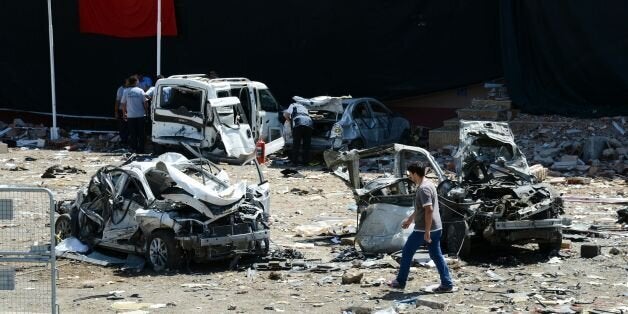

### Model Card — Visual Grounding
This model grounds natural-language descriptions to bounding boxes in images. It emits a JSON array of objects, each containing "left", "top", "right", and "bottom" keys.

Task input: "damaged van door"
[{"left": 151, "top": 79, "right": 255, "bottom": 161}]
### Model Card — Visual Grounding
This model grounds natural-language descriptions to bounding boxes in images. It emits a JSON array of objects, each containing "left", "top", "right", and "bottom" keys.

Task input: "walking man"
[
  {"left": 121, "top": 76, "right": 147, "bottom": 153},
  {"left": 387, "top": 163, "right": 454, "bottom": 292},
  {"left": 283, "top": 102, "right": 313, "bottom": 166}
]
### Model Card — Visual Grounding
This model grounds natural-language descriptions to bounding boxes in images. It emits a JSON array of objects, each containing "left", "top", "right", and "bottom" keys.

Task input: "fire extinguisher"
[{"left": 256, "top": 138, "right": 266, "bottom": 164}]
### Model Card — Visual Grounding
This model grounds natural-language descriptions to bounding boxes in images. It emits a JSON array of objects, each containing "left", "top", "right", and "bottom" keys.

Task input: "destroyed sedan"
[
  {"left": 326, "top": 121, "right": 567, "bottom": 257},
  {"left": 55, "top": 153, "right": 270, "bottom": 271},
  {"left": 286, "top": 96, "right": 411, "bottom": 151}
]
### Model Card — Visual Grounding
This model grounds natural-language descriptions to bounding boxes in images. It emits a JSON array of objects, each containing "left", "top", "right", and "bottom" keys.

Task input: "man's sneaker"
[{"left": 432, "top": 285, "right": 454, "bottom": 293}]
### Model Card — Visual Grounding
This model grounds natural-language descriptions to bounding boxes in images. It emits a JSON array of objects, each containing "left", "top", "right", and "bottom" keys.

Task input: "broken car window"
[
  {"left": 259, "top": 89, "right": 280, "bottom": 112},
  {"left": 158, "top": 86, "right": 203, "bottom": 115}
]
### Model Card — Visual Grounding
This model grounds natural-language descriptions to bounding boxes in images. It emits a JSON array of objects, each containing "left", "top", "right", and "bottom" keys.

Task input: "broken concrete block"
[
  {"left": 565, "top": 177, "right": 591, "bottom": 185},
  {"left": 602, "top": 148, "right": 617, "bottom": 160},
  {"left": 551, "top": 160, "right": 578, "bottom": 171},
  {"left": 529, "top": 164, "right": 547, "bottom": 182},
  {"left": 560, "top": 240, "right": 572, "bottom": 250},
  {"left": 538, "top": 148, "right": 562, "bottom": 158},
  {"left": 582, "top": 136, "right": 607, "bottom": 161},
  {"left": 341, "top": 271, "right": 364, "bottom": 284},
  {"left": 581, "top": 244, "right": 601, "bottom": 258},
  {"left": 609, "top": 247, "right": 621, "bottom": 255},
  {"left": 415, "top": 298, "right": 448, "bottom": 311},
  {"left": 0, "top": 142, "right": 7, "bottom": 154},
  {"left": 341, "top": 237, "right": 355, "bottom": 246}
]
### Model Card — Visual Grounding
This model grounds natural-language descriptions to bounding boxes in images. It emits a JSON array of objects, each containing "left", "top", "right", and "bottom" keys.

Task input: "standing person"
[
  {"left": 121, "top": 76, "right": 147, "bottom": 153},
  {"left": 283, "top": 102, "right": 313, "bottom": 166},
  {"left": 387, "top": 163, "right": 454, "bottom": 292},
  {"left": 114, "top": 78, "right": 129, "bottom": 146}
]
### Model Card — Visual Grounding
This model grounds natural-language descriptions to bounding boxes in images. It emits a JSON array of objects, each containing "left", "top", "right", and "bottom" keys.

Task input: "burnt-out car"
[
  {"left": 326, "top": 121, "right": 567, "bottom": 257},
  {"left": 55, "top": 153, "right": 270, "bottom": 271},
  {"left": 285, "top": 96, "right": 411, "bottom": 151}
]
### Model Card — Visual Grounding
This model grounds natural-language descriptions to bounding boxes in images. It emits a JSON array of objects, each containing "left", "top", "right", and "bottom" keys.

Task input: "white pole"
[
  {"left": 47, "top": 0, "right": 59, "bottom": 140},
  {"left": 156, "top": 0, "right": 162, "bottom": 76}
]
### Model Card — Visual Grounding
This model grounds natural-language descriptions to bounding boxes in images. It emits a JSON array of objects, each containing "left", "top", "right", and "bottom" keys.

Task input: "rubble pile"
[
  {"left": 510, "top": 114, "right": 627, "bottom": 178},
  {"left": 0, "top": 118, "right": 121, "bottom": 151},
  {"left": 428, "top": 115, "right": 627, "bottom": 179}
]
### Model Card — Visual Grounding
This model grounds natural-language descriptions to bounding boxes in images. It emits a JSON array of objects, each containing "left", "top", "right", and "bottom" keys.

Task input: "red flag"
[{"left": 79, "top": 0, "right": 177, "bottom": 38}]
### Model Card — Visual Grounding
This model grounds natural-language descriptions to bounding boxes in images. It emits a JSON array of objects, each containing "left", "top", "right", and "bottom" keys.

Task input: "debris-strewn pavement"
[{"left": 0, "top": 116, "right": 627, "bottom": 313}]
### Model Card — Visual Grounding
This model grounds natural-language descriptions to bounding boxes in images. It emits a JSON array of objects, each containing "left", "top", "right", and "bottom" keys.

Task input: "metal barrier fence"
[{"left": 0, "top": 187, "right": 56, "bottom": 313}]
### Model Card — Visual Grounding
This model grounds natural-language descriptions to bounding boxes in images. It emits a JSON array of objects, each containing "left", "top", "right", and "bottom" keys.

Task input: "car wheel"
[
  {"left": 146, "top": 230, "right": 182, "bottom": 272},
  {"left": 444, "top": 221, "right": 471, "bottom": 258},
  {"left": 538, "top": 234, "right": 562, "bottom": 254},
  {"left": 54, "top": 214, "right": 72, "bottom": 244}
]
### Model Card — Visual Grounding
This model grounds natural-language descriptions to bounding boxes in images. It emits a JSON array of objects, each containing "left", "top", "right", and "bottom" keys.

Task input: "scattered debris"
[
  {"left": 41, "top": 165, "right": 86, "bottom": 178},
  {"left": 341, "top": 271, "right": 364, "bottom": 284}
]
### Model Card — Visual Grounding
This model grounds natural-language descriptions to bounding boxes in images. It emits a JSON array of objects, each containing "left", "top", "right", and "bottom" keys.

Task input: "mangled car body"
[
  {"left": 326, "top": 121, "right": 566, "bottom": 256},
  {"left": 286, "top": 96, "right": 410, "bottom": 151},
  {"left": 55, "top": 153, "right": 270, "bottom": 271},
  {"left": 151, "top": 75, "right": 285, "bottom": 162}
]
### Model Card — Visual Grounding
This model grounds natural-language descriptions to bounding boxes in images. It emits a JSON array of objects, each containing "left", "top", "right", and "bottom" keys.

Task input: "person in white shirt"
[{"left": 121, "top": 76, "right": 147, "bottom": 153}]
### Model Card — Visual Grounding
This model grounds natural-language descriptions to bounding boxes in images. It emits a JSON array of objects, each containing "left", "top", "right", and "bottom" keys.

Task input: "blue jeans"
[{"left": 396, "top": 229, "right": 453, "bottom": 288}]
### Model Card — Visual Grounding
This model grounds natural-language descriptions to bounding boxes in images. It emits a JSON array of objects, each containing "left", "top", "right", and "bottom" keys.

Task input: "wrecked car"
[
  {"left": 54, "top": 153, "right": 270, "bottom": 271},
  {"left": 326, "top": 121, "right": 566, "bottom": 257},
  {"left": 151, "top": 75, "right": 285, "bottom": 162},
  {"left": 286, "top": 96, "right": 411, "bottom": 151}
]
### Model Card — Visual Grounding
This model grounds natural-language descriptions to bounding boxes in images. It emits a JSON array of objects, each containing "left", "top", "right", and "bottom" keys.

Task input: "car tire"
[
  {"left": 146, "top": 230, "right": 182, "bottom": 272},
  {"left": 444, "top": 221, "right": 471, "bottom": 258},
  {"left": 538, "top": 234, "right": 562, "bottom": 254},
  {"left": 54, "top": 214, "right": 72, "bottom": 244}
]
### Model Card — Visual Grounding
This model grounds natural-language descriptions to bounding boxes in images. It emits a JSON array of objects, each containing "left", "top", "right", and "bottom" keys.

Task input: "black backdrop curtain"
[
  {"left": 0, "top": 0, "right": 501, "bottom": 118},
  {"left": 500, "top": 0, "right": 628, "bottom": 116}
]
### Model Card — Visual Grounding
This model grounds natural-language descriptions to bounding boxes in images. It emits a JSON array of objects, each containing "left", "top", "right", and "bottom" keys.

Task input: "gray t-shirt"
[
  {"left": 122, "top": 86, "right": 146, "bottom": 118},
  {"left": 413, "top": 179, "right": 443, "bottom": 232}
]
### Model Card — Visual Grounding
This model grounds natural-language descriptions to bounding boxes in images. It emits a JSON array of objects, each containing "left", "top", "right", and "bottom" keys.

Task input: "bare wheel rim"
[
  {"left": 149, "top": 238, "right": 168, "bottom": 269},
  {"left": 56, "top": 219, "right": 71, "bottom": 239}
]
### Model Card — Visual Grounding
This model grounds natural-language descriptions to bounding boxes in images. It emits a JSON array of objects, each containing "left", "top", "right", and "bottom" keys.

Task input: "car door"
[
  {"left": 350, "top": 100, "right": 377, "bottom": 147},
  {"left": 256, "top": 88, "right": 284, "bottom": 155},
  {"left": 367, "top": 99, "right": 394, "bottom": 144},
  {"left": 100, "top": 170, "right": 147, "bottom": 243},
  {"left": 151, "top": 83, "right": 206, "bottom": 145}
]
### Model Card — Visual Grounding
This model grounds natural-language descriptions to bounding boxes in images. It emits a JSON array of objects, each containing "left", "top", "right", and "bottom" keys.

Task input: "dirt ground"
[{"left": 0, "top": 146, "right": 627, "bottom": 314}]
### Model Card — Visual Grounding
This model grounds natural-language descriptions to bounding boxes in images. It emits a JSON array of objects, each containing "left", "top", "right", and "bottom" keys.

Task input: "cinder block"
[
  {"left": 429, "top": 127, "right": 459, "bottom": 149},
  {"left": 581, "top": 244, "right": 601, "bottom": 258},
  {"left": 0, "top": 142, "right": 7, "bottom": 154}
]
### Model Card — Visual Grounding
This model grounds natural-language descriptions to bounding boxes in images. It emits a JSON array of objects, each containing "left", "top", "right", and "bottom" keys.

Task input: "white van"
[{"left": 150, "top": 75, "right": 284, "bottom": 161}]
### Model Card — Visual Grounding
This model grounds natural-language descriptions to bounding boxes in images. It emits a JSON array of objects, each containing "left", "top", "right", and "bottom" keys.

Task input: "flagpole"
[
  {"left": 47, "top": 0, "right": 59, "bottom": 140},
  {"left": 156, "top": 0, "right": 162, "bottom": 76}
]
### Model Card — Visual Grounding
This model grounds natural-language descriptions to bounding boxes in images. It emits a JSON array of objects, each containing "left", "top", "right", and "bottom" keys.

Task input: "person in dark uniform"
[{"left": 283, "top": 102, "right": 313, "bottom": 166}]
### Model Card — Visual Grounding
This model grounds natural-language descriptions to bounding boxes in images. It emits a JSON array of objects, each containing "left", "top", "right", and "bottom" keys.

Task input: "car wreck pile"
[
  {"left": 55, "top": 153, "right": 270, "bottom": 271},
  {"left": 325, "top": 120, "right": 567, "bottom": 257}
]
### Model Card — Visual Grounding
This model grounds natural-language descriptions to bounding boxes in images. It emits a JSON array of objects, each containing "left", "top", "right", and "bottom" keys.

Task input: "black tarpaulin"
[
  {"left": 0, "top": 0, "right": 501, "bottom": 118},
  {"left": 500, "top": 0, "right": 628, "bottom": 116}
]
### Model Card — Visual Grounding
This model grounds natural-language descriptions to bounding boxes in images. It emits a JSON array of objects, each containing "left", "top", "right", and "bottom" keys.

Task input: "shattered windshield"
[{"left": 259, "top": 89, "right": 279, "bottom": 112}]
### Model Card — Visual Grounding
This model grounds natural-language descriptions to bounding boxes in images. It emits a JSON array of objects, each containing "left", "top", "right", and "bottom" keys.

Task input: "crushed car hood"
[{"left": 455, "top": 120, "right": 532, "bottom": 182}]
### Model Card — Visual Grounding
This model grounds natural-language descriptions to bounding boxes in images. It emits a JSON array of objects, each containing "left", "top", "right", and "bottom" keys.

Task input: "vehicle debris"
[
  {"left": 285, "top": 96, "right": 411, "bottom": 151},
  {"left": 54, "top": 152, "right": 271, "bottom": 271},
  {"left": 326, "top": 120, "right": 568, "bottom": 257}
]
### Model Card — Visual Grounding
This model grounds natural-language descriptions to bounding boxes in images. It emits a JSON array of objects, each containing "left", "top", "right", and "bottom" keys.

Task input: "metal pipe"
[
  {"left": 156, "top": 0, "right": 162, "bottom": 76},
  {"left": 47, "top": 0, "right": 59, "bottom": 140}
]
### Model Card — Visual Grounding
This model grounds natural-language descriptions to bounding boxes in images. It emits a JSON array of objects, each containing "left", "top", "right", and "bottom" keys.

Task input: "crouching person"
[{"left": 387, "top": 163, "right": 454, "bottom": 292}]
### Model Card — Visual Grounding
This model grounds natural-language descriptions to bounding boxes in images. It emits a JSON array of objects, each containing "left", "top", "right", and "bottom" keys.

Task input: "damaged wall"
[{"left": 0, "top": 0, "right": 502, "bottom": 118}]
